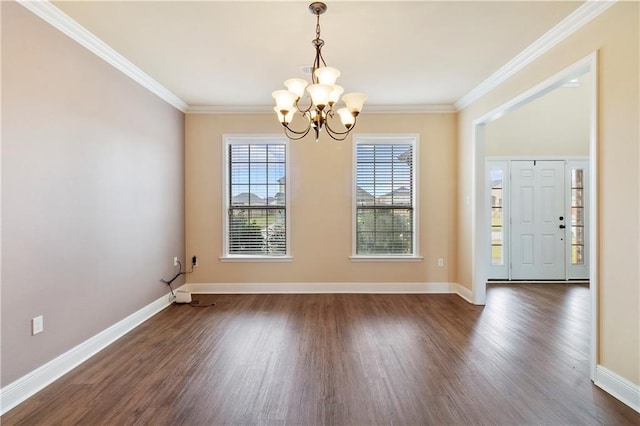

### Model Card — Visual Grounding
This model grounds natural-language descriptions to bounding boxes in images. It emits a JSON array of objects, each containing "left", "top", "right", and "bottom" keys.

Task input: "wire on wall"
[{"left": 160, "top": 260, "right": 193, "bottom": 297}]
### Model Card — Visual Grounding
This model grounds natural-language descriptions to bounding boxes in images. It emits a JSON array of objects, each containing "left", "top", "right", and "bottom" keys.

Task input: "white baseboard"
[
  {"left": 594, "top": 365, "right": 640, "bottom": 413},
  {"left": 453, "top": 283, "right": 474, "bottom": 303},
  {"left": 0, "top": 292, "right": 173, "bottom": 415},
  {"left": 182, "top": 282, "right": 471, "bottom": 298}
]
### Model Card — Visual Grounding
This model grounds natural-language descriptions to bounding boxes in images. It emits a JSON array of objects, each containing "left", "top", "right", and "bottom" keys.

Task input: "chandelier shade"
[
  {"left": 342, "top": 92, "right": 367, "bottom": 115},
  {"left": 272, "top": 2, "right": 367, "bottom": 142},
  {"left": 315, "top": 67, "right": 340, "bottom": 85},
  {"left": 284, "top": 78, "right": 308, "bottom": 98}
]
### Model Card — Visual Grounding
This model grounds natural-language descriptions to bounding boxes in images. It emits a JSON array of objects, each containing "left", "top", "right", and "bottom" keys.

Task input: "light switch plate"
[{"left": 32, "top": 315, "right": 44, "bottom": 335}]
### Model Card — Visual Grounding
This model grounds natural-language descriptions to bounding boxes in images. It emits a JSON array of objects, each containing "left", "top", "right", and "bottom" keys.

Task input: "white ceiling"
[{"left": 50, "top": 1, "right": 583, "bottom": 110}]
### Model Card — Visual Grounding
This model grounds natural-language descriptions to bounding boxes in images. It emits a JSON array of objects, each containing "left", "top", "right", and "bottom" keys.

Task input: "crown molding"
[
  {"left": 17, "top": 0, "right": 188, "bottom": 112},
  {"left": 187, "top": 104, "right": 456, "bottom": 114},
  {"left": 187, "top": 105, "right": 274, "bottom": 114},
  {"left": 365, "top": 104, "right": 456, "bottom": 114},
  {"left": 455, "top": 0, "right": 617, "bottom": 111}
]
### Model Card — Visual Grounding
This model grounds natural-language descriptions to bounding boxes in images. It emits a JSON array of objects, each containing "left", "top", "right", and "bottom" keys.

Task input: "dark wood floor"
[{"left": 3, "top": 284, "right": 639, "bottom": 425}]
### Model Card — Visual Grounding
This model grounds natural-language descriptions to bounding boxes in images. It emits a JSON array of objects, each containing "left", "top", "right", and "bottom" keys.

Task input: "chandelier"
[{"left": 272, "top": 2, "right": 367, "bottom": 142}]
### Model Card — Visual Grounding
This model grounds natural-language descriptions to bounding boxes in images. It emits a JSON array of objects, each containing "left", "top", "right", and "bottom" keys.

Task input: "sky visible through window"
[
  {"left": 356, "top": 144, "right": 413, "bottom": 200},
  {"left": 230, "top": 144, "right": 285, "bottom": 204}
]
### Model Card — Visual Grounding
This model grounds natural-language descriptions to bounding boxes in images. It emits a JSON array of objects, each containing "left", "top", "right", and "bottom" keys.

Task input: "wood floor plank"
[{"left": 2, "top": 284, "right": 639, "bottom": 425}]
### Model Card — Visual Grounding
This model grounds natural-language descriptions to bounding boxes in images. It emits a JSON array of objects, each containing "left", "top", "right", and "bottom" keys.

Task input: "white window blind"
[
  {"left": 226, "top": 140, "right": 287, "bottom": 256},
  {"left": 355, "top": 139, "right": 416, "bottom": 255}
]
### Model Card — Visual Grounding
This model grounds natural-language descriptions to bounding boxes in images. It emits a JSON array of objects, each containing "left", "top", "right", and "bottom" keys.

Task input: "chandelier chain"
[{"left": 316, "top": 13, "right": 321, "bottom": 40}]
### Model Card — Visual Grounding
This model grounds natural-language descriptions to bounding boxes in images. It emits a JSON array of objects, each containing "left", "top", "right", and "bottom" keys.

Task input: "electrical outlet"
[
  {"left": 32, "top": 315, "right": 44, "bottom": 335},
  {"left": 192, "top": 255, "right": 198, "bottom": 267},
  {"left": 174, "top": 256, "right": 178, "bottom": 266},
  {"left": 438, "top": 258, "right": 444, "bottom": 267}
]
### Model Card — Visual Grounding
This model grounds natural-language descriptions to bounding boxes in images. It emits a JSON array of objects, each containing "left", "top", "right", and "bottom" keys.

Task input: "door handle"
[{"left": 559, "top": 224, "right": 566, "bottom": 229}]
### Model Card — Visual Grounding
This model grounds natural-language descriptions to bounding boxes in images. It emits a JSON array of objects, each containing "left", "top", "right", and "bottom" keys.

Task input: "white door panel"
[{"left": 511, "top": 160, "right": 565, "bottom": 279}]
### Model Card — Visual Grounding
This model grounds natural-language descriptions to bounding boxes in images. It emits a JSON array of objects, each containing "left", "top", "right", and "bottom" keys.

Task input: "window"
[
  {"left": 487, "top": 159, "right": 509, "bottom": 280},
  {"left": 223, "top": 136, "right": 290, "bottom": 260},
  {"left": 566, "top": 159, "right": 588, "bottom": 279},
  {"left": 490, "top": 168, "right": 505, "bottom": 266},
  {"left": 353, "top": 135, "right": 419, "bottom": 259},
  {"left": 570, "top": 168, "right": 585, "bottom": 266}
]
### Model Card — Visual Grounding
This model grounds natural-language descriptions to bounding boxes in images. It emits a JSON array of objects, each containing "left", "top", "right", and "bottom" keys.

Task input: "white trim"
[
  {"left": 352, "top": 134, "right": 420, "bottom": 258},
  {"left": 181, "top": 282, "right": 471, "bottom": 296},
  {"left": 486, "top": 156, "right": 590, "bottom": 162},
  {"left": 349, "top": 256, "right": 424, "bottom": 262},
  {"left": 487, "top": 280, "right": 589, "bottom": 284},
  {"left": 453, "top": 284, "right": 474, "bottom": 304},
  {"left": 587, "top": 59, "right": 599, "bottom": 381},
  {"left": 188, "top": 105, "right": 273, "bottom": 114},
  {"left": 221, "top": 135, "right": 290, "bottom": 259},
  {"left": 17, "top": 0, "right": 187, "bottom": 112},
  {"left": 0, "top": 292, "right": 173, "bottom": 415},
  {"left": 365, "top": 104, "right": 456, "bottom": 114},
  {"left": 186, "top": 104, "right": 456, "bottom": 115},
  {"left": 219, "top": 255, "right": 293, "bottom": 263},
  {"left": 471, "top": 54, "right": 594, "bottom": 127},
  {"left": 455, "top": 0, "right": 616, "bottom": 110},
  {"left": 594, "top": 366, "right": 640, "bottom": 413},
  {"left": 470, "top": 52, "right": 598, "bottom": 378}
]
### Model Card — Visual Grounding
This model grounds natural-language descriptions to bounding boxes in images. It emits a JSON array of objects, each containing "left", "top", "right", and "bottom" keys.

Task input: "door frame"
[
  {"left": 486, "top": 157, "right": 590, "bottom": 281},
  {"left": 470, "top": 52, "right": 598, "bottom": 380}
]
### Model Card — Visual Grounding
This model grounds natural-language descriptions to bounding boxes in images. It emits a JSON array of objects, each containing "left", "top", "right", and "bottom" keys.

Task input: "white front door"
[{"left": 510, "top": 160, "right": 566, "bottom": 280}]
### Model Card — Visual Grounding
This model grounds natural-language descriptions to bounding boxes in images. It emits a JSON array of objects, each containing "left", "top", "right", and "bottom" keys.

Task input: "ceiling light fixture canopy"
[{"left": 272, "top": 2, "right": 366, "bottom": 142}]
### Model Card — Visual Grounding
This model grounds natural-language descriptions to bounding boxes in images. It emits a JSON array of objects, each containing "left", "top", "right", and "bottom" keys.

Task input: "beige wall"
[
  {"left": 186, "top": 113, "right": 457, "bottom": 284},
  {"left": 1, "top": 2, "right": 185, "bottom": 386},
  {"left": 485, "top": 73, "right": 590, "bottom": 157},
  {"left": 457, "top": 2, "right": 639, "bottom": 385}
]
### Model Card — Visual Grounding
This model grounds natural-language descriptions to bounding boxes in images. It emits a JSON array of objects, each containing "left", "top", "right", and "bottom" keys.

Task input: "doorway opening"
[
  {"left": 487, "top": 158, "right": 589, "bottom": 281},
  {"left": 471, "top": 52, "right": 598, "bottom": 379}
]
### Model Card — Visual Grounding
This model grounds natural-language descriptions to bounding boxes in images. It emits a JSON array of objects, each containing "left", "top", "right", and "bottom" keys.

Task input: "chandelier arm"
[
  {"left": 324, "top": 114, "right": 359, "bottom": 136},
  {"left": 283, "top": 124, "right": 312, "bottom": 141},
  {"left": 294, "top": 99, "right": 314, "bottom": 115},
  {"left": 282, "top": 120, "right": 313, "bottom": 136},
  {"left": 312, "top": 49, "right": 321, "bottom": 84},
  {"left": 324, "top": 130, "right": 350, "bottom": 141},
  {"left": 283, "top": 124, "right": 311, "bottom": 136},
  {"left": 317, "top": 49, "right": 328, "bottom": 68}
]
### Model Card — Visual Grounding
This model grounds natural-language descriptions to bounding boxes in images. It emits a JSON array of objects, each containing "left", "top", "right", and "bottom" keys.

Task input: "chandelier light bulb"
[
  {"left": 328, "top": 85, "right": 344, "bottom": 106},
  {"left": 306, "top": 84, "right": 333, "bottom": 109},
  {"left": 314, "top": 66, "right": 341, "bottom": 85},
  {"left": 337, "top": 108, "right": 355, "bottom": 129},
  {"left": 342, "top": 92, "right": 368, "bottom": 115},
  {"left": 272, "top": 90, "right": 297, "bottom": 111},
  {"left": 274, "top": 107, "right": 296, "bottom": 125},
  {"left": 284, "top": 78, "right": 309, "bottom": 99}
]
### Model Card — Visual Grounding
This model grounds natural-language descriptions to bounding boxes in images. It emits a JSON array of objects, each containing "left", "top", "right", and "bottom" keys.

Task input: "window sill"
[
  {"left": 219, "top": 255, "right": 293, "bottom": 263},
  {"left": 350, "top": 255, "right": 424, "bottom": 263}
]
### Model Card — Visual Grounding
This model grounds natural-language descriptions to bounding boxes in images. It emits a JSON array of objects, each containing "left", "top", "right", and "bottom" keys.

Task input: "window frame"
[
  {"left": 221, "top": 135, "right": 292, "bottom": 262},
  {"left": 351, "top": 134, "right": 422, "bottom": 262}
]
